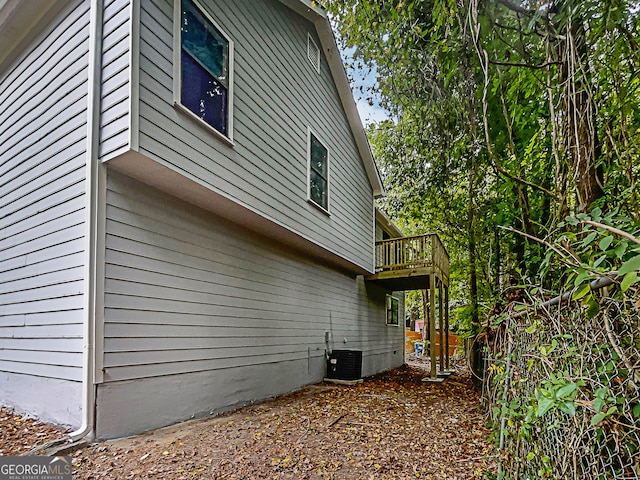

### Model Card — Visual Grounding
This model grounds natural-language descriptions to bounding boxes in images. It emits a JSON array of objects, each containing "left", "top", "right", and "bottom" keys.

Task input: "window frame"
[
  {"left": 306, "top": 127, "right": 330, "bottom": 214},
  {"left": 386, "top": 294, "right": 399, "bottom": 326},
  {"left": 173, "top": 0, "right": 235, "bottom": 145}
]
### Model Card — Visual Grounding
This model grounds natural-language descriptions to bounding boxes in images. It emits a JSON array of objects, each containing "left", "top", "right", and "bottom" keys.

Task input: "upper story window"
[
  {"left": 176, "top": 0, "right": 233, "bottom": 141},
  {"left": 308, "top": 129, "right": 329, "bottom": 213}
]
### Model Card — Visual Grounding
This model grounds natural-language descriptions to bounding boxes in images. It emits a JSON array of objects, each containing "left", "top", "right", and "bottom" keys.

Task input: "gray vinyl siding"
[
  {"left": 0, "top": 0, "right": 89, "bottom": 408},
  {"left": 99, "top": 172, "right": 402, "bottom": 437},
  {"left": 375, "top": 223, "right": 384, "bottom": 242},
  {"left": 376, "top": 221, "right": 406, "bottom": 328},
  {"left": 135, "top": 0, "right": 374, "bottom": 271},
  {"left": 99, "top": 0, "right": 133, "bottom": 159}
]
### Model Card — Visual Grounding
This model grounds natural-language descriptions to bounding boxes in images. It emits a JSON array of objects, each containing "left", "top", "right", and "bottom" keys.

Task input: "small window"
[
  {"left": 176, "top": 0, "right": 233, "bottom": 140},
  {"left": 308, "top": 130, "right": 329, "bottom": 212},
  {"left": 386, "top": 295, "right": 399, "bottom": 326},
  {"left": 307, "top": 34, "right": 320, "bottom": 73}
]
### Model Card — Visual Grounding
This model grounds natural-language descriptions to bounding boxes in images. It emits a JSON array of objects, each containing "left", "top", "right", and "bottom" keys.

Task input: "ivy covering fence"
[{"left": 484, "top": 214, "right": 640, "bottom": 479}]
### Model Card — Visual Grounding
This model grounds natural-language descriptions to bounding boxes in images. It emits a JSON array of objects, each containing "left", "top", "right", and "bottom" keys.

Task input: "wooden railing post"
[
  {"left": 374, "top": 233, "right": 449, "bottom": 282},
  {"left": 433, "top": 237, "right": 436, "bottom": 275}
]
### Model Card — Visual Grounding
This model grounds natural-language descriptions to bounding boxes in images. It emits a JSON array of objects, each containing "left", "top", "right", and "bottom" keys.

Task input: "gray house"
[{"left": 0, "top": 0, "right": 418, "bottom": 440}]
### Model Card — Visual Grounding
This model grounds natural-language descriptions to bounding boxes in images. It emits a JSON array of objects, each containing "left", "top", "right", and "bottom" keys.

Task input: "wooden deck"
[
  {"left": 367, "top": 233, "right": 452, "bottom": 379},
  {"left": 367, "top": 233, "right": 449, "bottom": 291}
]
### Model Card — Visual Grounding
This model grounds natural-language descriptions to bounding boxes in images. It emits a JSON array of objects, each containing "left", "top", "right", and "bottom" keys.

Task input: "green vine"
[{"left": 485, "top": 212, "right": 640, "bottom": 479}]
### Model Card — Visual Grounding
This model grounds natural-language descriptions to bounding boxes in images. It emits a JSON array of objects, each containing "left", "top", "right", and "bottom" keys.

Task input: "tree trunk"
[
  {"left": 468, "top": 165, "right": 480, "bottom": 330},
  {"left": 494, "top": 227, "right": 501, "bottom": 293},
  {"left": 556, "top": 8, "right": 604, "bottom": 211}
]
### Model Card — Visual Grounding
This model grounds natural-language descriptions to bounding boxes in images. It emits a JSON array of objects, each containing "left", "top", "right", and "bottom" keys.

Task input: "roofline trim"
[
  {"left": 277, "top": 0, "right": 385, "bottom": 198},
  {"left": 375, "top": 208, "right": 404, "bottom": 238},
  {"left": 0, "top": 0, "right": 71, "bottom": 76}
]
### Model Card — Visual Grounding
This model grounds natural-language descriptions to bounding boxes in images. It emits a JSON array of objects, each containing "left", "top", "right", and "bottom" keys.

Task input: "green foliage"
[
  {"left": 327, "top": 0, "right": 640, "bottom": 318},
  {"left": 543, "top": 210, "right": 640, "bottom": 305},
  {"left": 326, "top": 2, "right": 640, "bottom": 473},
  {"left": 486, "top": 216, "right": 640, "bottom": 478},
  {"left": 451, "top": 304, "right": 483, "bottom": 337},
  {"left": 534, "top": 379, "right": 578, "bottom": 418}
]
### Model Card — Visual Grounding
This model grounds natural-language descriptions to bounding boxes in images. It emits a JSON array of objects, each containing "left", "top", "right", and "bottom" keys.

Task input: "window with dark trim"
[
  {"left": 386, "top": 295, "right": 399, "bottom": 326},
  {"left": 178, "top": 0, "right": 232, "bottom": 138},
  {"left": 308, "top": 131, "right": 329, "bottom": 211}
]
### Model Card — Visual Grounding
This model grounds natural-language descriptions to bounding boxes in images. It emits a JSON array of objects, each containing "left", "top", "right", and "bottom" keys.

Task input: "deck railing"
[{"left": 375, "top": 233, "right": 449, "bottom": 282}]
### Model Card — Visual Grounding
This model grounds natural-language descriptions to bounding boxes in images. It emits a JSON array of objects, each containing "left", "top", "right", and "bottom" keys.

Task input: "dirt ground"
[
  {"left": 1, "top": 360, "right": 496, "bottom": 479},
  {"left": 0, "top": 407, "right": 68, "bottom": 456}
]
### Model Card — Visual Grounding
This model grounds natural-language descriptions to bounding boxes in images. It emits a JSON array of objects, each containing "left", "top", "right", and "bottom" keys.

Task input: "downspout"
[{"left": 68, "top": 0, "right": 103, "bottom": 442}]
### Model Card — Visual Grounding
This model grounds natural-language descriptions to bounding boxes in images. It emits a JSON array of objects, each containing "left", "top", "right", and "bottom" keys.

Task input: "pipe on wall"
[{"left": 68, "top": 0, "right": 104, "bottom": 443}]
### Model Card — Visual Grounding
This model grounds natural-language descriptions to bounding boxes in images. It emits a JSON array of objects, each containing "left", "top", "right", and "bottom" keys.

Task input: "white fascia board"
[
  {"left": 375, "top": 208, "right": 404, "bottom": 238},
  {"left": 276, "top": 0, "right": 327, "bottom": 22},
  {"left": 276, "top": 0, "right": 385, "bottom": 199},
  {"left": 0, "top": 0, "right": 71, "bottom": 74},
  {"left": 314, "top": 17, "right": 385, "bottom": 198}
]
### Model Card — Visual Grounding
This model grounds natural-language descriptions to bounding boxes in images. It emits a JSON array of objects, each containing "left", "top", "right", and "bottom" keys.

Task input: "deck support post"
[
  {"left": 438, "top": 280, "right": 445, "bottom": 374},
  {"left": 428, "top": 275, "right": 440, "bottom": 380},
  {"left": 444, "top": 285, "right": 451, "bottom": 371}
]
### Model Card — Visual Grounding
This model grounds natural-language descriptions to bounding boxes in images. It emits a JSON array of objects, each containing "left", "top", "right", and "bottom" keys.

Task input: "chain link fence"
[{"left": 483, "top": 283, "right": 640, "bottom": 479}]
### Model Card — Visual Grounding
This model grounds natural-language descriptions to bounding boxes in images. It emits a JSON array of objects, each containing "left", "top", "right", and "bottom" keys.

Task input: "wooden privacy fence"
[{"left": 406, "top": 331, "right": 459, "bottom": 356}]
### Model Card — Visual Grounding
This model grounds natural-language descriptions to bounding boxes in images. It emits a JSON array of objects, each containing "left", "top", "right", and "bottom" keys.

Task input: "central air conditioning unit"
[{"left": 326, "top": 350, "right": 362, "bottom": 381}]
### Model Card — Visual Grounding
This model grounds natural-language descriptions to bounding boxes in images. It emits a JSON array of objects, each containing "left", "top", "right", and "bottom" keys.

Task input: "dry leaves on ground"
[
  {"left": 1, "top": 363, "right": 496, "bottom": 479},
  {"left": 0, "top": 407, "right": 68, "bottom": 456}
]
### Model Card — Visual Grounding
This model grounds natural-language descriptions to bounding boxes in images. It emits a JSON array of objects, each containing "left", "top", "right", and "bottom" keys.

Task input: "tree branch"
[
  {"left": 469, "top": 0, "right": 557, "bottom": 203},
  {"left": 617, "top": 23, "right": 640, "bottom": 53},
  {"left": 493, "top": 161, "right": 558, "bottom": 200},
  {"left": 495, "top": 0, "right": 535, "bottom": 17},
  {"left": 489, "top": 59, "right": 562, "bottom": 69},
  {"left": 581, "top": 220, "right": 640, "bottom": 246},
  {"left": 497, "top": 225, "right": 581, "bottom": 268},
  {"left": 493, "top": 21, "right": 527, "bottom": 34}
]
